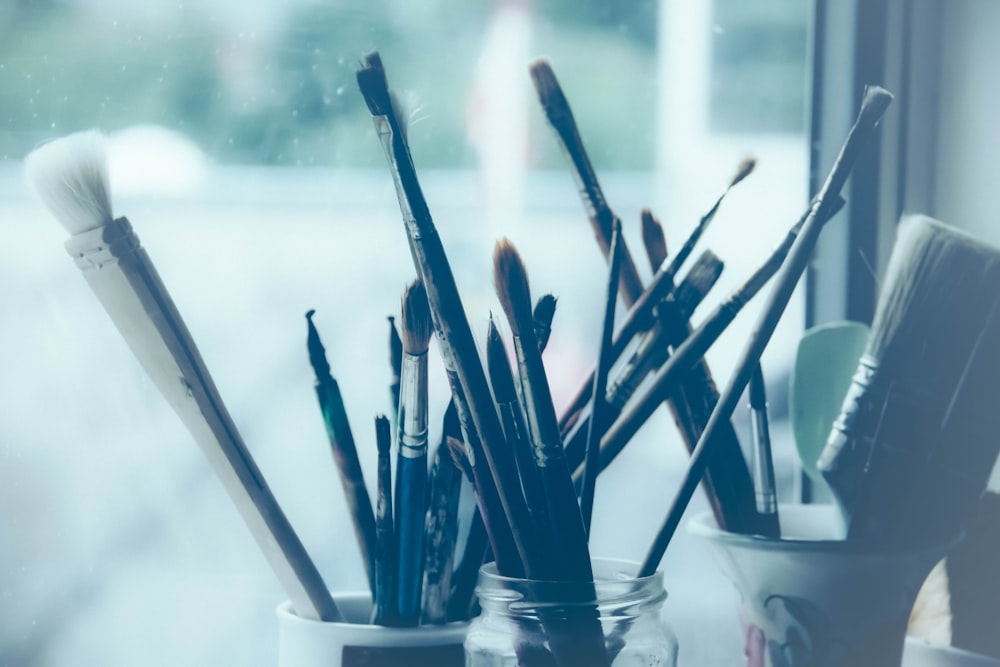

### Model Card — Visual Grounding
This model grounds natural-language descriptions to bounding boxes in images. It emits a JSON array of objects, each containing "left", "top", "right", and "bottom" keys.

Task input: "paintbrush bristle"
[
  {"left": 532, "top": 294, "right": 557, "bottom": 350},
  {"left": 729, "top": 156, "right": 757, "bottom": 189},
  {"left": 24, "top": 130, "right": 113, "bottom": 235},
  {"left": 356, "top": 52, "right": 393, "bottom": 118},
  {"left": 305, "top": 310, "right": 332, "bottom": 380},
  {"left": 493, "top": 239, "right": 534, "bottom": 339},
  {"left": 400, "top": 280, "right": 432, "bottom": 356},
  {"left": 641, "top": 209, "right": 668, "bottom": 270},
  {"left": 528, "top": 59, "right": 570, "bottom": 120},
  {"left": 858, "top": 85, "right": 894, "bottom": 128},
  {"left": 446, "top": 436, "right": 472, "bottom": 481}
]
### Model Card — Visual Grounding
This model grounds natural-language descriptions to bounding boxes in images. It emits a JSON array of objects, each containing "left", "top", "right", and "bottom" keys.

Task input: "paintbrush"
[
  {"left": 664, "top": 157, "right": 756, "bottom": 276},
  {"left": 529, "top": 58, "right": 644, "bottom": 305},
  {"left": 372, "top": 415, "right": 397, "bottom": 626},
  {"left": 388, "top": 315, "right": 403, "bottom": 419},
  {"left": 748, "top": 363, "right": 780, "bottom": 538},
  {"left": 394, "top": 280, "right": 432, "bottom": 625},
  {"left": 24, "top": 131, "right": 341, "bottom": 622},
  {"left": 579, "top": 221, "right": 623, "bottom": 535},
  {"left": 357, "top": 51, "right": 535, "bottom": 578},
  {"left": 596, "top": 195, "right": 847, "bottom": 472},
  {"left": 533, "top": 294, "right": 557, "bottom": 351},
  {"left": 496, "top": 239, "right": 610, "bottom": 666},
  {"left": 494, "top": 240, "right": 593, "bottom": 581},
  {"left": 421, "top": 403, "right": 463, "bottom": 624},
  {"left": 818, "top": 215, "right": 1000, "bottom": 545},
  {"left": 639, "top": 85, "right": 893, "bottom": 575},
  {"left": 305, "top": 311, "right": 377, "bottom": 594},
  {"left": 486, "top": 316, "right": 551, "bottom": 546},
  {"left": 640, "top": 209, "right": 668, "bottom": 271}
]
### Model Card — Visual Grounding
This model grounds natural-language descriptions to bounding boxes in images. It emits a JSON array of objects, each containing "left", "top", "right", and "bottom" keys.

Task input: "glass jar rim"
[{"left": 477, "top": 556, "right": 662, "bottom": 588}]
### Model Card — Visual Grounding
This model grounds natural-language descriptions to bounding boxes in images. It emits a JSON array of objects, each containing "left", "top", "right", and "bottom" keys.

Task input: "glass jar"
[{"left": 465, "top": 558, "right": 677, "bottom": 667}]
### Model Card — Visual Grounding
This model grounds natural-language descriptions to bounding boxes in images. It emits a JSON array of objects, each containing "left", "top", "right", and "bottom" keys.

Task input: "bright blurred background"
[{"left": 0, "top": 1, "right": 815, "bottom": 664}]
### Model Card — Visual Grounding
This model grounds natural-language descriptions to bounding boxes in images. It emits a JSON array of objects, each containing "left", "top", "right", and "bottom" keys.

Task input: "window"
[{"left": 1, "top": 2, "right": 811, "bottom": 664}]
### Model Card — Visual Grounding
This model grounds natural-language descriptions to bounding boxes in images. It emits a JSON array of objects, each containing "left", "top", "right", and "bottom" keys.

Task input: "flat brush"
[
  {"left": 529, "top": 59, "right": 644, "bottom": 305},
  {"left": 372, "top": 415, "right": 396, "bottom": 625},
  {"left": 25, "top": 131, "right": 341, "bottom": 622},
  {"left": 640, "top": 209, "right": 668, "bottom": 271},
  {"left": 748, "top": 363, "right": 780, "bottom": 538},
  {"left": 639, "top": 85, "right": 893, "bottom": 576},
  {"left": 306, "top": 311, "right": 377, "bottom": 594},
  {"left": 580, "top": 220, "right": 623, "bottom": 535},
  {"left": 665, "top": 157, "right": 756, "bottom": 276},
  {"left": 533, "top": 294, "right": 557, "bottom": 351},
  {"left": 395, "top": 280, "right": 431, "bottom": 625},
  {"left": 357, "top": 52, "right": 533, "bottom": 578},
  {"left": 818, "top": 215, "right": 1000, "bottom": 545},
  {"left": 494, "top": 239, "right": 593, "bottom": 581}
]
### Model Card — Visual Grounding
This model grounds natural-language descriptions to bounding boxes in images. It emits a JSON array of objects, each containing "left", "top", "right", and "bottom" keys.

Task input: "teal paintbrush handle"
[{"left": 395, "top": 450, "right": 427, "bottom": 625}]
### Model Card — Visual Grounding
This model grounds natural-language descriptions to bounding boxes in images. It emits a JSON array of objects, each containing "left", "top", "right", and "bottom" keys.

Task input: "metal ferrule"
[
  {"left": 397, "top": 353, "right": 428, "bottom": 459},
  {"left": 65, "top": 217, "right": 140, "bottom": 271},
  {"left": 750, "top": 405, "right": 777, "bottom": 514},
  {"left": 513, "top": 336, "right": 560, "bottom": 467}
]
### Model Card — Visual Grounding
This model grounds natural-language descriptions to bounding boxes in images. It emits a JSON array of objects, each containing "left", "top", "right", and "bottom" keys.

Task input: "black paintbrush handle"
[
  {"left": 372, "top": 418, "right": 396, "bottom": 625},
  {"left": 316, "top": 379, "right": 377, "bottom": 593},
  {"left": 394, "top": 452, "right": 427, "bottom": 625}
]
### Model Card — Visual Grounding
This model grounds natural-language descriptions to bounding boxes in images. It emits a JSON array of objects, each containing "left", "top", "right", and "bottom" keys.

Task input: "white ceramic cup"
[
  {"left": 690, "top": 504, "right": 961, "bottom": 667},
  {"left": 276, "top": 592, "right": 467, "bottom": 667}
]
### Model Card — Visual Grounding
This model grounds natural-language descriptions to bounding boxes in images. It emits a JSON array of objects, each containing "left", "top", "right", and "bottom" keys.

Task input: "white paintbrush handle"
[{"left": 65, "top": 218, "right": 341, "bottom": 622}]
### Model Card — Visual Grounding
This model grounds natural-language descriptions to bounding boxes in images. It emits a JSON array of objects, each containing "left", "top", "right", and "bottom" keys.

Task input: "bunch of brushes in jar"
[
  {"left": 23, "top": 45, "right": 901, "bottom": 663},
  {"left": 350, "top": 49, "right": 895, "bottom": 661}
]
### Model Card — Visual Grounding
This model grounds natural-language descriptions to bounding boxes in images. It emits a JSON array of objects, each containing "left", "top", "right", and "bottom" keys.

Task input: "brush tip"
[
  {"left": 493, "top": 239, "right": 533, "bottom": 338},
  {"left": 528, "top": 58, "right": 568, "bottom": 112},
  {"left": 532, "top": 294, "right": 557, "bottom": 326},
  {"left": 859, "top": 85, "right": 894, "bottom": 125},
  {"left": 356, "top": 51, "right": 392, "bottom": 118},
  {"left": 306, "top": 309, "right": 316, "bottom": 321},
  {"left": 24, "top": 130, "right": 113, "bottom": 235},
  {"left": 730, "top": 156, "right": 757, "bottom": 188},
  {"left": 446, "top": 436, "right": 472, "bottom": 480},
  {"left": 401, "top": 279, "right": 432, "bottom": 355},
  {"left": 375, "top": 415, "right": 392, "bottom": 454}
]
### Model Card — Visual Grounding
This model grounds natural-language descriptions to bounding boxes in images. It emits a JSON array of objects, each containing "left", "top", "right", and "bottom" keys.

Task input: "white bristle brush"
[{"left": 25, "top": 131, "right": 342, "bottom": 622}]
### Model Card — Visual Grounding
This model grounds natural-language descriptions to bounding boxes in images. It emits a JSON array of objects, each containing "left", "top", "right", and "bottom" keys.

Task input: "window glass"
[{"left": 0, "top": 2, "right": 809, "bottom": 664}]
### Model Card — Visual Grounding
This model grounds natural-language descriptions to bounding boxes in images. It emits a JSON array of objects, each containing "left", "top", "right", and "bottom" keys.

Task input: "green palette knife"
[{"left": 791, "top": 321, "right": 870, "bottom": 481}]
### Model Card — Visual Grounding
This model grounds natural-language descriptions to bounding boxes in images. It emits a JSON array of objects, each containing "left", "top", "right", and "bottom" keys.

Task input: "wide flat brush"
[
  {"left": 529, "top": 59, "right": 644, "bottom": 303},
  {"left": 639, "top": 85, "right": 893, "bottom": 575},
  {"left": 357, "top": 52, "right": 535, "bottom": 578},
  {"left": 394, "top": 280, "right": 432, "bottom": 625},
  {"left": 25, "top": 131, "right": 341, "bottom": 622},
  {"left": 640, "top": 209, "right": 668, "bottom": 271},
  {"left": 533, "top": 294, "right": 557, "bottom": 351},
  {"left": 818, "top": 215, "right": 1000, "bottom": 545},
  {"left": 306, "top": 311, "right": 377, "bottom": 594}
]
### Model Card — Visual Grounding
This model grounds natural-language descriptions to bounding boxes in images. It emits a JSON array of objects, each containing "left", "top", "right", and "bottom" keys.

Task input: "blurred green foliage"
[
  {"left": 0, "top": 0, "right": 802, "bottom": 168},
  {"left": 0, "top": 0, "right": 660, "bottom": 168}
]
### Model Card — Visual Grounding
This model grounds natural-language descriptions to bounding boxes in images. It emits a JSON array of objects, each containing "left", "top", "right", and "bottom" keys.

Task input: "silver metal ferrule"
[
  {"left": 397, "top": 352, "right": 428, "bottom": 458},
  {"left": 65, "top": 217, "right": 140, "bottom": 271},
  {"left": 750, "top": 403, "right": 777, "bottom": 514}
]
